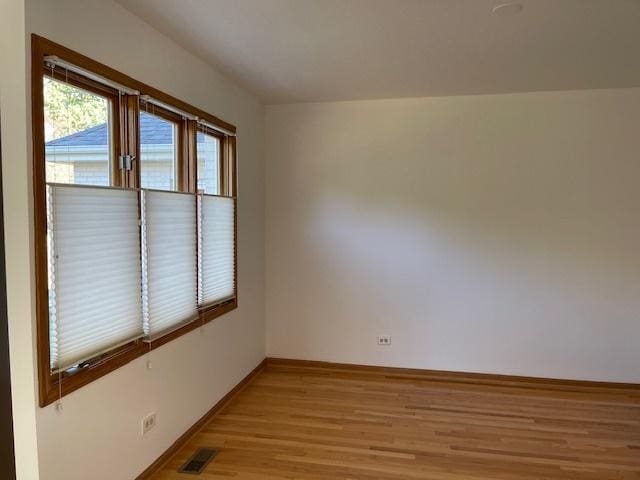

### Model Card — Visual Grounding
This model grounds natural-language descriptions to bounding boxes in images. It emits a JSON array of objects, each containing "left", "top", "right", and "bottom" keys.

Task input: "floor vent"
[{"left": 177, "top": 448, "right": 219, "bottom": 475}]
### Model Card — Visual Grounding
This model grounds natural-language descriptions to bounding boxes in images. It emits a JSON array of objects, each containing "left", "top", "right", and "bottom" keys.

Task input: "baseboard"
[
  {"left": 265, "top": 357, "right": 640, "bottom": 390},
  {"left": 135, "top": 358, "right": 267, "bottom": 480}
]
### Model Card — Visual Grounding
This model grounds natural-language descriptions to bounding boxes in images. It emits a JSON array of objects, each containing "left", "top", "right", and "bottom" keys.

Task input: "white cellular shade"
[
  {"left": 48, "top": 185, "right": 143, "bottom": 371},
  {"left": 142, "top": 190, "right": 198, "bottom": 338},
  {"left": 200, "top": 196, "right": 235, "bottom": 305}
]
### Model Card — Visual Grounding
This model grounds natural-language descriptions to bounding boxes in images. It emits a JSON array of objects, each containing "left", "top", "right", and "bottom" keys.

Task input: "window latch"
[{"left": 119, "top": 155, "right": 135, "bottom": 171}]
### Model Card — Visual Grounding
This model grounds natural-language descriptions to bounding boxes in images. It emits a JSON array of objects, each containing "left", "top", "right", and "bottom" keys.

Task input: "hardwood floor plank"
[{"left": 148, "top": 360, "right": 640, "bottom": 480}]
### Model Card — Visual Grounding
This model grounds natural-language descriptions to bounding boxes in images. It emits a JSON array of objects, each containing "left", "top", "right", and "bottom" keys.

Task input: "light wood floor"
[{"left": 152, "top": 360, "right": 640, "bottom": 480}]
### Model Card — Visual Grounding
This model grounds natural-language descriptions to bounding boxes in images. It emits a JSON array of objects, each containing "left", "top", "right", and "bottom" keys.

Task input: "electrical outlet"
[
  {"left": 377, "top": 335, "right": 391, "bottom": 346},
  {"left": 141, "top": 412, "right": 157, "bottom": 435}
]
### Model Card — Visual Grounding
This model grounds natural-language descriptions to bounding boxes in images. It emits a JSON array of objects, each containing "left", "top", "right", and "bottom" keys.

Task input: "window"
[
  {"left": 33, "top": 35, "right": 238, "bottom": 406},
  {"left": 197, "top": 129, "right": 221, "bottom": 194},
  {"left": 44, "top": 76, "right": 114, "bottom": 186},
  {"left": 139, "top": 103, "right": 181, "bottom": 191}
]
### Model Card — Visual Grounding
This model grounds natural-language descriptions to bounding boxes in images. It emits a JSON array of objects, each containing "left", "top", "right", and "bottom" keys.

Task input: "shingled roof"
[{"left": 46, "top": 111, "right": 207, "bottom": 147}]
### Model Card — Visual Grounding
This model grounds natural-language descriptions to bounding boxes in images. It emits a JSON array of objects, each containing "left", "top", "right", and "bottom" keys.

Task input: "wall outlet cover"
[{"left": 141, "top": 412, "right": 157, "bottom": 435}]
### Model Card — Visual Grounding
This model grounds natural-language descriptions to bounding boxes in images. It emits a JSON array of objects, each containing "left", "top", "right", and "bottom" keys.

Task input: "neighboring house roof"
[
  {"left": 46, "top": 122, "right": 110, "bottom": 147},
  {"left": 46, "top": 111, "right": 208, "bottom": 147}
]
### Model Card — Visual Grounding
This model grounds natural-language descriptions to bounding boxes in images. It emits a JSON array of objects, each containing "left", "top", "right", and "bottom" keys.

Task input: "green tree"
[{"left": 44, "top": 77, "right": 108, "bottom": 142}]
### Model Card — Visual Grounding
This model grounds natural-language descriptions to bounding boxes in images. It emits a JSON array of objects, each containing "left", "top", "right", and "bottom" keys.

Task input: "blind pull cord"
[
  {"left": 146, "top": 340, "right": 152, "bottom": 371},
  {"left": 55, "top": 369, "right": 63, "bottom": 413}
]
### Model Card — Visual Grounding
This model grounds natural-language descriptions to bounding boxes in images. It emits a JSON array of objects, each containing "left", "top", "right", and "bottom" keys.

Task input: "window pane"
[
  {"left": 197, "top": 132, "right": 220, "bottom": 194},
  {"left": 140, "top": 111, "right": 177, "bottom": 191},
  {"left": 44, "top": 77, "right": 111, "bottom": 186}
]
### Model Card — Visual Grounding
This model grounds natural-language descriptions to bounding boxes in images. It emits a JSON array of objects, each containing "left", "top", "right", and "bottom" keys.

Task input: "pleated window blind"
[
  {"left": 48, "top": 185, "right": 143, "bottom": 371},
  {"left": 199, "top": 195, "right": 236, "bottom": 306},
  {"left": 142, "top": 190, "right": 198, "bottom": 339},
  {"left": 47, "top": 186, "right": 236, "bottom": 372}
]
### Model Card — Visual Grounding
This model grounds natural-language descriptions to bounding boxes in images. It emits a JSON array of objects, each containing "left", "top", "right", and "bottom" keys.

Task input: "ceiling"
[{"left": 114, "top": 0, "right": 640, "bottom": 104}]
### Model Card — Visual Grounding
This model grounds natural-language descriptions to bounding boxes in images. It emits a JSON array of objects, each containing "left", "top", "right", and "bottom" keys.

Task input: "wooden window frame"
[{"left": 32, "top": 34, "right": 238, "bottom": 407}]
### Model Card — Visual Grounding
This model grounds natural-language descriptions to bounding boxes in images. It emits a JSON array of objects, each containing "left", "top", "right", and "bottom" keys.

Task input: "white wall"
[
  {"left": 266, "top": 89, "right": 640, "bottom": 383},
  {"left": 1, "top": 0, "right": 265, "bottom": 479}
]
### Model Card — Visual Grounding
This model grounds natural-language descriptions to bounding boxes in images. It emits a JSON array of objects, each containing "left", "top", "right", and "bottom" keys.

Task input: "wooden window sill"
[{"left": 40, "top": 298, "right": 237, "bottom": 407}]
